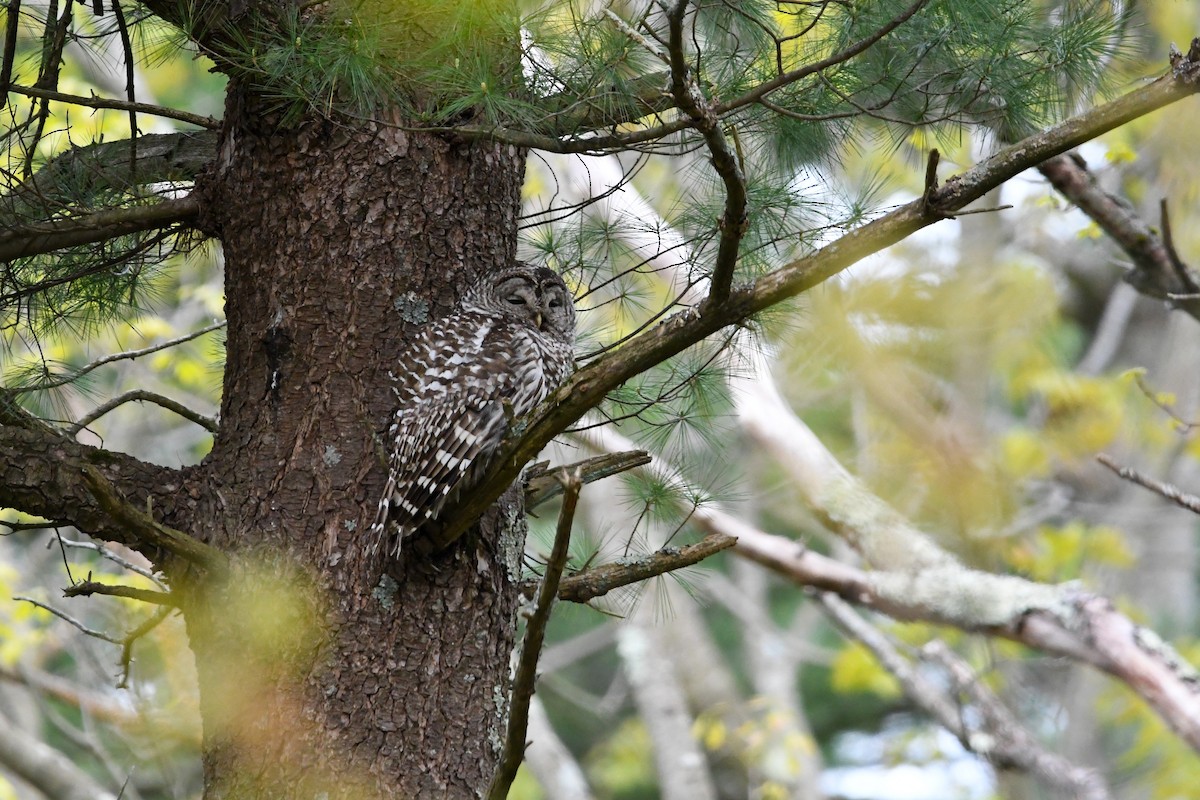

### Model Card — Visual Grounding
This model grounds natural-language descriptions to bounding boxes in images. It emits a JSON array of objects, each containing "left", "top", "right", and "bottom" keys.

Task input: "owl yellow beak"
[{"left": 534, "top": 311, "right": 543, "bottom": 329}]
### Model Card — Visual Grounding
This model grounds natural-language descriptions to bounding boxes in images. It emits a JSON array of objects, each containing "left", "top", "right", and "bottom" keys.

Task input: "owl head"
[{"left": 466, "top": 265, "right": 576, "bottom": 344}]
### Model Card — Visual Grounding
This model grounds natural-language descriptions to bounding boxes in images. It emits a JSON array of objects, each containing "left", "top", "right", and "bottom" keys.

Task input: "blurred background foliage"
[{"left": 2, "top": 0, "right": 1199, "bottom": 798}]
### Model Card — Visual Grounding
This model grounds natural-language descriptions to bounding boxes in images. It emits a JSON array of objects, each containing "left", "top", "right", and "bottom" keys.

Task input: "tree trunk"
[{"left": 173, "top": 83, "right": 528, "bottom": 798}]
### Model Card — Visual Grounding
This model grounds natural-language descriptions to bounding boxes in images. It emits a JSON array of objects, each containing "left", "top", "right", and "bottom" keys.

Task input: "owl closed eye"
[{"left": 368, "top": 265, "right": 577, "bottom": 556}]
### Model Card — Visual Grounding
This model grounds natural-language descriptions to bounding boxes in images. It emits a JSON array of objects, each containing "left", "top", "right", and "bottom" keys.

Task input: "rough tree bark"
[{"left": 163, "top": 83, "right": 529, "bottom": 798}]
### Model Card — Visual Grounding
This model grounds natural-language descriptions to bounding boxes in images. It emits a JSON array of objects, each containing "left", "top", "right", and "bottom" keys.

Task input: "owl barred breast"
[{"left": 369, "top": 265, "right": 577, "bottom": 555}]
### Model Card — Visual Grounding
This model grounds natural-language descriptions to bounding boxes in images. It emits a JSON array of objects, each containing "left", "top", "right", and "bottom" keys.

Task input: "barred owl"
[{"left": 369, "top": 265, "right": 577, "bottom": 555}]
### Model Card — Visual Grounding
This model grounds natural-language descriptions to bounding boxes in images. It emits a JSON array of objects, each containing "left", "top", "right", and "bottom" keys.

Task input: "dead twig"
[{"left": 1096, "top": 453, "right": 1200, "bottom": 515}]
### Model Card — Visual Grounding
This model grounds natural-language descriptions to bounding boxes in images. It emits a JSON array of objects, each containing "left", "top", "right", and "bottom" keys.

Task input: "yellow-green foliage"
[
  {"left": 693, "top": 698, "right": 817, "bottom": 794},
  {"left": 1006, "top": 521, "right": 1133, "bottom": 582},
  {"left": 829, "top": 642, "right": 902, "bottom": 699},
  {"left": 0, "top": 562, "right": 50, "bottom": 667},
  {"left": 586, "top": 718, "right": 658, "bottom": 798}
]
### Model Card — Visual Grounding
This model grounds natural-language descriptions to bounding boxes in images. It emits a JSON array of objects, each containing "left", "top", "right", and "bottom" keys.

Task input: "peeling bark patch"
[{"left": 322, "top": 445, "right": 342, "bottom": 467}]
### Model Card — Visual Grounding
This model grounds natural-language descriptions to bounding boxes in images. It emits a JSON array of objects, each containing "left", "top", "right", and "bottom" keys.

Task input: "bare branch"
[
  {"left": 63, "top": 578, "right": 176, "bottom": 606},
  {"left": 524, "top": 697, "right": 596, "bottom": 800},
  {"left": 0, "top": 707, "right": 119, "bottom": 800},
  {"left": 14, "top": 596, "right": 122, "bottom": 644},
  {"left": 730, "top": 524, "right": 1200, "bottom": 753},
  {"left": 489, "top": 468, "right": 582, "bottom": 800},
  {"left": 68, "top": 389, "right": 218, "bottom": 436},
  {"left": 1038, "top": 153, "right": 1200, "bottom": 321},
  {"left": 56, "top": 537, "right": 163, "bottom": 584},
  {"left": 819, "top": 594, "right": 1112, "bottom": 800},
  {"left": 1096, "top": 452, "right": 1200, "bottom": 514}
]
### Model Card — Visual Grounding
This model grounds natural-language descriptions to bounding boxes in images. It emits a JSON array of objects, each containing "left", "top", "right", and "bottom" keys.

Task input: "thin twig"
[
  {"left": 109, "top": 0, "right": 138, "bottom": 172},
  {"left": 11, "top": 320, "right": 225, "bottom": 394},
  {"left": 14, "top": 596, "right": 122, "bottom": 643},
  {"left": 714, "top": 0, "right": 930, "bottom": 117},
  {"left": 1158, "top": 199, "right": 1200, "bottom": 295},
  {"left": 1096, "top": 453, "right": 1200, "bottom": 514},
  {"left": 1130, "top": 370, "right": 1198, "bottom": 432},
  {"left": 117, "top": 604, "right": 172, "bottom": 687},
  {"left": 68, "top": 389, "right": 218, "bottom": 436},
  {"left": 6, "top": 84, "right": 221, "bottom": 129},
  {"left": 56, "top": 537, "right": 162, "bottom": 583},
  {"left": 488, "top": 468, "right": 582, "bottom": 800}
]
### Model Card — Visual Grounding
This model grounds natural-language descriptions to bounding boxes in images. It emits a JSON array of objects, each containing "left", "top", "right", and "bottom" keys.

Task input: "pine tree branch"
[
  {"left": 665, "top": 1, "right": 747, "bottom": 308},
  {"left": 0, "top": 419, "right": 202, "bottom": 564},
  {"left": 437, "top": 0, "right": 928, "bottom": 153},
  {"left": 0, "top": 196, "right": 200, "bottom": 262},
  {"left": 9, "top": 320, "right": 226, "bottom": 394},
  {"left": 714, "top": 0, "right": 930, "bottom": 117},
  {"left": 431, "top": 42, "right": 1200, "bottom": 550},
  {"left": 5, "top": 83, "right": 221, "bottom": 130},
  {"left": 3, "top": 131, "right": 217, "bottom": 210}
]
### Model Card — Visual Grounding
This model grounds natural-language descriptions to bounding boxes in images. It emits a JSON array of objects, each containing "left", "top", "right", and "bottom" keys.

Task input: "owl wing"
[{"left": 369, "top": 317, "right": 519, "bottom": 555}]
